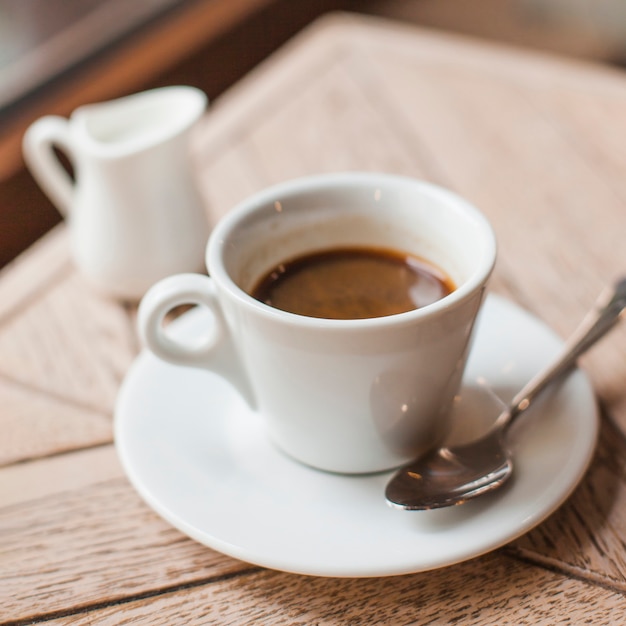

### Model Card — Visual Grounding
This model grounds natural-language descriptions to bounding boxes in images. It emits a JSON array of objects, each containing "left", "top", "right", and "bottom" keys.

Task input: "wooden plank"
[
  {"left": 0, "top": 269, "right": 137, "bottom": 416},
  {"left": 193, "top": 136, "right": 271, "bottom": 226},
  {"left": 2, "top": 417, "right": 625, "bottom": 622},
  {"left": 0, "top": 447, "right": 247, "bottom": 622},
  {"left": 509, "top": 414, "right": 626, "bottom": 588},
  {"left": 0, "top": 446, "right": 123, "bottom": 508},
  {"left": 3, "top": 446, "right": 623, "bottom": 622},
  {"left": 245, "top": 56, "right": 428, "bottom": 182},
  {"left": 0, "top": 377, "right": 111, "bottom": 466},
  {"left": 45, "top": 553, "right": 626, "bottom": 625},
  {"left": 0, "top": 224, "right": 133, "bottom": 464},
  {"left": 0, "top": 225, "right": 70, "bottom": 325}
]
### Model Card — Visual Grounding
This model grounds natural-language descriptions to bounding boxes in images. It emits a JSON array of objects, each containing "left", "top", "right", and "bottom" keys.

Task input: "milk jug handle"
[{"left": 22, "top": 116, "right": 76, "bottom": 217}]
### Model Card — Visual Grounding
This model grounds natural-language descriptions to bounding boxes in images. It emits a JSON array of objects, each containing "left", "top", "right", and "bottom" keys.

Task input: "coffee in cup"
[{"left": 250, "top": 246, "right": 455, "bottom": 319}]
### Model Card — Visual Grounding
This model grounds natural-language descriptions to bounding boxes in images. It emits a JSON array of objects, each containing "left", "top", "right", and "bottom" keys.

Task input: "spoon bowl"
[
  {"left": 387, "top": 427, "right": 512, "bottom": 509},
  {"left": 386, "top": 278, "right": 626, "bottom": 511}
]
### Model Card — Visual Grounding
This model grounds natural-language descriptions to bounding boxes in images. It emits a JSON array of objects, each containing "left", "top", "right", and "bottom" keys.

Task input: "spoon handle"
[{"left": 504, "top": 278, "right": 626, "bottom": 426}]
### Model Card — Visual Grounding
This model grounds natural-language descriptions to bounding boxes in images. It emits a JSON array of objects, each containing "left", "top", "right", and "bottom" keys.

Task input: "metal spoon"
[{"left": 386, "top": 278, "right": 626, "bottom": 511}]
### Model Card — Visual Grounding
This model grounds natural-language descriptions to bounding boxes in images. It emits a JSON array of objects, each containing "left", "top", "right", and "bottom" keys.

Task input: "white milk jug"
[{"left": 23, "top": 86, "right": 209, "bottom": 300}]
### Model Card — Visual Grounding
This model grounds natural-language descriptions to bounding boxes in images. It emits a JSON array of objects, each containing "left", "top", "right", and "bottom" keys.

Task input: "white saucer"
[{"left": 115, "top": 295, "right": 598, "bottom": 577}]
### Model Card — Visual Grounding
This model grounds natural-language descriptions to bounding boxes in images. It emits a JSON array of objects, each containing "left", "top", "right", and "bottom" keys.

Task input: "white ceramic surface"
[
  {"left": 115, "top": 295, "right": 599, "bottom": 577},
  {"left": 138, "top": 173, "right": 497, "bottom": 473},
  {"left": 22, "top": 86, "right": 209, "bottom": 300}
]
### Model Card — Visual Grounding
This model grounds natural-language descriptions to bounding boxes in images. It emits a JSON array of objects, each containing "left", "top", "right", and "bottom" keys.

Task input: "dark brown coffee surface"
[{"left": 250, "top": 246, "right": 454, "bottom": 319}]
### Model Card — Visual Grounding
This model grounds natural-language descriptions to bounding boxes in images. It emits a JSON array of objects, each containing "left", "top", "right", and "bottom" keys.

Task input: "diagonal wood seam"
[
  {"left": 0, "top": 441, "right": 112, "bottom": 471},
  {"left": 506, "top": 544, "right": 626, "bottom": 596},
  {"left": 506, "top": 409, "right": 626, "bottom": 588},
  {"left": 4, "top": 475, "right": 626, "bottom": 612},
  {"left": 0, "top": 370, "right": 112, "bottom": 421},
  {"left": 0, "top": 318, "right": 134, "bottom": 417},
  {"left": 0, "top": 373, "right": 114, "bottom": 469},
  {"left": 0, "top": 567, "right": 261, "bottom": 626},
  {"left": 0, "top": 248, "right": 140, "bottom": 414}
]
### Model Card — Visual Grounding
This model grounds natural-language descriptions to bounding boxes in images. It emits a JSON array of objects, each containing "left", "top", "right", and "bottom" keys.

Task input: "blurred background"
[{"left": 2, "top": 0, "right": 626, "bottom": 268}]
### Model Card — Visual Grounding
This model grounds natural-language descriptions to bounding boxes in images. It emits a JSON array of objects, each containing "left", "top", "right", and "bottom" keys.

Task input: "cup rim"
[{"left": 207, "top": 172, "right": 497, "bottom": 328}]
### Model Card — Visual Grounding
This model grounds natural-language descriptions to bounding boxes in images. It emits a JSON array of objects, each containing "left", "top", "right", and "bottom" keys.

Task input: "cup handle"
[
  {"left": 137, "top": 273, "right": 257, "bottom": 409},
  {"left": 22, "top": 116, "right": 76, "bottom": 217}
]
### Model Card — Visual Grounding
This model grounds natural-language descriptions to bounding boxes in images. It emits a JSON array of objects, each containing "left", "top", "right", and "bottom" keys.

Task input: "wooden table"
[{"left": 3, "top": 13, "right": 626, "bottom": 623}]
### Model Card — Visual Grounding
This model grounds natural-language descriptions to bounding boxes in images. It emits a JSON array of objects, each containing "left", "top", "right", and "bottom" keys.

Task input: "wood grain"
[
  {"left": 509, "top": 414, "right": 626, "bottom": 589},
  {"left": 0, "top": 377, "right": 111, "bottom": 466},
  {"left": 0, "top": 225, "right": 70, "bottom": 325},
  {"left": 44, "top": 554, "right": 626, "bottom": 624},
  {"left": 0, "top": 266, "right": 137, "bottom": 415},
  {"left": 0, "top": 448, "right": 245, "bottom": 623},
  {"left": 3, "top": 445, "right": 624, "bottom": 624}
]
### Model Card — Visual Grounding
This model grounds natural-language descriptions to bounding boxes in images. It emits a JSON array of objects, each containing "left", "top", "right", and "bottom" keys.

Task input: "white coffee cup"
[{"left": 138, "top": 172, "right": 496, "bottom": 473}]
